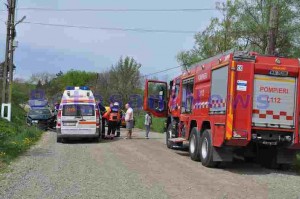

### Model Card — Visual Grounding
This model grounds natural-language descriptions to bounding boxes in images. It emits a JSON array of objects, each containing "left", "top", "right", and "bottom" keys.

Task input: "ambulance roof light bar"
[{"left": 65, "top": 86, "right": 90, "bottom": 90}]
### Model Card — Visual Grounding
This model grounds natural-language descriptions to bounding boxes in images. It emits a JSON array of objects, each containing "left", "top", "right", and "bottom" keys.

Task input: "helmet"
[{"left": 114, "top": 102, "right": 119, "bottom": 106}]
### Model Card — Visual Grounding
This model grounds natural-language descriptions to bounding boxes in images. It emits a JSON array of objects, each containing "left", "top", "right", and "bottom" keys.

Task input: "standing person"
[
  {"left": 97, "top": 101, "right": 107, "bottom": 139},
  {"left": 116, "top": 110, "right": 122, "bottom": 137},
  {"left": 145, "top": 112, "right": 152, "bottom": 139},
  {"left": 103, "top": 102, "right": 120, "bottom": 140},
  {"left": 124, "top": 103, "right": 134, "bottom": 139}
]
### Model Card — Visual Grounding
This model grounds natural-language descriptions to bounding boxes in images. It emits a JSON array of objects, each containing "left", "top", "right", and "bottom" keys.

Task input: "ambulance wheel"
[
  {"left": 95, "top": 136, "right": 101, "bottom": 143},
  {"left": 189, "top": 127, "right": 200, "bottom": 161},
  {"left": 200, "top": 130, "right": 217, "bottom": 167},
  {"left": 57, "top": 137, "right": 62, "bottom": 143},
  {"left": 166, "top": 124, "right": 174, "bottom": 149}
]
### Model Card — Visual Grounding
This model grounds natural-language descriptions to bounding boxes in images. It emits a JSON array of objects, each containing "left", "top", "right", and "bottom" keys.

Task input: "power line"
[
  {"left": 14, "top": 8, "right": 217, "bottom": 12},
  {"left": 143, "top": 65, "right": 182, "bottom": 78},
  {"left": 22, "top": 21, "right": 198, "bottom": 34}
]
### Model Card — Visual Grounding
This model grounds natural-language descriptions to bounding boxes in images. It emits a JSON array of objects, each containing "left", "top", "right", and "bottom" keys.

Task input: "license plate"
[
  {"left": 63, "top": 122, "right": 76, "bottom": 126},
  {"left": 269, "top": 70, "right": 288, "bottom": 76},
  {"left": 32, "top": 120, "right": 38, "bottom": 123}
]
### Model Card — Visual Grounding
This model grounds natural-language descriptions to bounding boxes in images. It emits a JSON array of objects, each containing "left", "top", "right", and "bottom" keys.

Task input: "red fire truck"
[{"left": 143, "top": 50, "right": 300, "bottom": 169}]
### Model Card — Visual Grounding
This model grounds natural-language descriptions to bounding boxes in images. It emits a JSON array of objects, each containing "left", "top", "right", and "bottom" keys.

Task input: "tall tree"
[
  {"left": 109, "top": 56, "right": 142, "bottom": 104},
  {"left": 177, "top": 0, "right": 300, "bottom": 68}
]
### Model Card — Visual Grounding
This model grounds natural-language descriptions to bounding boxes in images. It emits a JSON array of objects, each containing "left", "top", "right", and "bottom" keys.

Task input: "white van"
[{"left": 56, "top": 86, "right": 101, "bottom": 143}]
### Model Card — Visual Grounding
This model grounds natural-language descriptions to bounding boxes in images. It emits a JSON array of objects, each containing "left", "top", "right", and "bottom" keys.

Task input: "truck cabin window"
[
  {"left": 181, "top": 78, "right": 194, "bottom": 113},
  {"left": 148, "top": 82, "right": 167, "bottom": 112}
]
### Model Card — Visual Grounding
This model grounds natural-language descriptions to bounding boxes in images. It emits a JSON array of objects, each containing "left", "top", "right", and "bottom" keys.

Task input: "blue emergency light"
[
  {"left": 65, "top": 86, "right": 75, "bottom": 90},
  {"left": 80, "top": 86, "right": 90, "bottom": 90},
  {"left": 65, "top": 86, "right": 89, "bottom": 90}
]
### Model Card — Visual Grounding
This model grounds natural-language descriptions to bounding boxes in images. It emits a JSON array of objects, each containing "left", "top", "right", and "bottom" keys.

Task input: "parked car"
[{"left": 26, "top": 108, "right": 55, "bottom": 130}]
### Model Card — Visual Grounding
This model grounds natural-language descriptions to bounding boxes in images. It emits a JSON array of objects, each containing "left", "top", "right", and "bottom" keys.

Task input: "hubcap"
[
  {"left": 190, "top": 135, "right": 195, "bottom": 154},
  {"left": 201, "top": 138, "right": 208, "bottom": 159},
  {"left": 167, "top": 130, "right": 172, "bottom": 144}
]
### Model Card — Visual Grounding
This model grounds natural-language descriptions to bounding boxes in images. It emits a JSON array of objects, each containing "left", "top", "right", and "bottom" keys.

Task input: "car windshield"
[
  {"left": 62, "top": 104, "right": 95, "bottom": 116},
  {"left": 29, "top": 109, "right": 51, "bottom": 115}
]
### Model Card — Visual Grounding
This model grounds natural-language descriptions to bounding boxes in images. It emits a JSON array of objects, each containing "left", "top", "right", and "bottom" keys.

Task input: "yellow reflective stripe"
[
  {"left": 255, "top": 77, "right": 295, "bottom": 83},
  {"left": 225, "top": 114, "right": 233, "bottom": 140},
  {"left": 225, "top": 61, "right": 235, "bottom": 140}
]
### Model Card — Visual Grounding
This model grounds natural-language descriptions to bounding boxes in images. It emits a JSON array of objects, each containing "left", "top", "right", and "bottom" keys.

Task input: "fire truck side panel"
[
  {"left": 231, "top": 62, "right": 255, "bottom": 142},
  {"left": 296, "top": 70, "right": 300, "bottom": 144},
  {"left": 193, "top": 67, "right": 211, "bottom": 118},
  {"left": 209, "top": 65, "right": 229, "bottom": 146}
]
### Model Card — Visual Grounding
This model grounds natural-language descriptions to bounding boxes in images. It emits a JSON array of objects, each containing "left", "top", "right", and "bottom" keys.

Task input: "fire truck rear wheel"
[
  {"left": 189, "top": 127, "right": 200, "bottom": 161},
  {"left": 166, "top": 124, "right": 174, "bottom": 149},
  {"left": 200, "top": 130, "right": 217, "bottom": 167}
]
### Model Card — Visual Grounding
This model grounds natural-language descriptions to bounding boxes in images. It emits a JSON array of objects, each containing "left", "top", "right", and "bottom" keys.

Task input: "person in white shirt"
[
  {"left": 144, "top": 112, "right": 152, "bottom": 139},
  {"left": 125, "top": 103, "right": 134, "bottom": 139}
]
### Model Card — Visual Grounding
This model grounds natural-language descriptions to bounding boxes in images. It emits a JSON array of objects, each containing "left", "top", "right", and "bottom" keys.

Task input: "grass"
[
  {"left": 135, "top": 111, "right": 166, "bottom": 133},
  {"left": 0, "top": 103, "right": 43, "bottom": 171}
]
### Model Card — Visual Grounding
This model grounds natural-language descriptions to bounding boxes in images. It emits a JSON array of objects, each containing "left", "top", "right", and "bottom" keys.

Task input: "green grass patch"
[
  {"left": 295, "top": 154, "right": 300, "bottom": 172},
  {"left": 0, "top": 104, "right": 43, "bottom": 171},
  {"left": 135, "top": 111, "right": 166, "bottom": 133}
]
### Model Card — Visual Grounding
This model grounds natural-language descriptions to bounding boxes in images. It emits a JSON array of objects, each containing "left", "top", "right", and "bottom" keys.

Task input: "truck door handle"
[{"left": 214, "top": 123, "right": 225, "bottom": 126}]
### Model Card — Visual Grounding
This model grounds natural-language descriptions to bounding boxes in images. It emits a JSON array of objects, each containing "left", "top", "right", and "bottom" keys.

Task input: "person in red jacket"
[{"left": 103, "top": 102, "right": 121, "bottom": 139}]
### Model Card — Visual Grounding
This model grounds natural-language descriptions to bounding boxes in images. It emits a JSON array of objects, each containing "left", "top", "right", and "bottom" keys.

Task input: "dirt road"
[{"left": 1, "top": 129, "right": 300, "bottom": 199}]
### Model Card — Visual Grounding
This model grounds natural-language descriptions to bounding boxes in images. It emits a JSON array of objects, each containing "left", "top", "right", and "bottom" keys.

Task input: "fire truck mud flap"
[
  {"left": 212, "top": 147, "right": 233, "bottom": 162},
  {"left": 276, "top": 148, "right": 296, "bottom": 164}
]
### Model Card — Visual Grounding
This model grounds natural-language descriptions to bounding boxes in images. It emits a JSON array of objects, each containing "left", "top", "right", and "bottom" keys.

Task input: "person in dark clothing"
[
  {"left": 116, "top": 110, "right": 123, "bottom": 137},
  {"left": 103, "top": 102, "right": 121, "bottom": 139},
  {"left": 98, "top": 102, "right": 107, "bottom": 139}
]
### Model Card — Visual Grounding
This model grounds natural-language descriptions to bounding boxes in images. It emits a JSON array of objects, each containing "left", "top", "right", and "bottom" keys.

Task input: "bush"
[{"left": 0, "top": 104, "right": 43, "bottom": 170}]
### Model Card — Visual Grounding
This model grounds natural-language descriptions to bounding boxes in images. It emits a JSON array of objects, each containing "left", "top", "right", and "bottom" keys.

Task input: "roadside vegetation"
[
  {"left": 0, "top": 103, "right": 43, "bottom": 171},
  {"left": 135, "top": 112, "right": 165, "bottom": 133}
]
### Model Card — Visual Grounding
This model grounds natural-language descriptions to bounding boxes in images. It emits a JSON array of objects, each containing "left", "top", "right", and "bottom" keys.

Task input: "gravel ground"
[{"left": 0, "top": 128, "right": 300, "bottom": 199}]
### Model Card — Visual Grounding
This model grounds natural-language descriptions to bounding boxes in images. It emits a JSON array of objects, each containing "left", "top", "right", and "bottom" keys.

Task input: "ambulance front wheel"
[{"left": 57, "top": 137, "right": 63, "bottom": 143}]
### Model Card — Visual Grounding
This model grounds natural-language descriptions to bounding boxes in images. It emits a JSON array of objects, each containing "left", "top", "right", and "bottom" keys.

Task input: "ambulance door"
[{"left": 61, "top": 103, "right": 96, "bottom": 135}]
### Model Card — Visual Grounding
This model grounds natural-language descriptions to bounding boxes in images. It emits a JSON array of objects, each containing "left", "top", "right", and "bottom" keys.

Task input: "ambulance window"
[
  {"left": 181, "top": 78, "right": 194, "bottom": 113},
  {"left": 63, "top": 104, "right": 95, "bottom": 116}
]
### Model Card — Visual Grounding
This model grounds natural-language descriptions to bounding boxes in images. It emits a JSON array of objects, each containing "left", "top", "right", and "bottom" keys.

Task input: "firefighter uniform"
[{"left": 103, "top": 102, "right": 121, "bottom": 139}]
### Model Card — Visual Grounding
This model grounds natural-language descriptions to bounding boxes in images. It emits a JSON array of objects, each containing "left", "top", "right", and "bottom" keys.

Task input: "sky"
[{"left": 0, "top": 0, "right": 223, "bottom": 81}]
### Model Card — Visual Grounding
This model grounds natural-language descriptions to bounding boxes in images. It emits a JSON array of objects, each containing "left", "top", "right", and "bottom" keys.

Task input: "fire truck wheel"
[
  {"left": 189, "top": 127, "right": 200, "bottom": 161},
  {"left": 200, "top": 130, "right": 217, "bottom": 167},
  {"left": 166, "top": 124, "right": 174, "bottom": 149}
]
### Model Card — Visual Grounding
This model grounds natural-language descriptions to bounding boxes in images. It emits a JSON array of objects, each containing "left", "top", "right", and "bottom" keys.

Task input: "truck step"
[{"left": 168, "top": 137, "right": 187, "bottom": 143}]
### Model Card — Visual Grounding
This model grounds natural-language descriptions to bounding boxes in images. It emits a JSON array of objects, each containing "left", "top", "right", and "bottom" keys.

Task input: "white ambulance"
[{"left": 56, "top": 86, "right": 101, "bottom": 143}]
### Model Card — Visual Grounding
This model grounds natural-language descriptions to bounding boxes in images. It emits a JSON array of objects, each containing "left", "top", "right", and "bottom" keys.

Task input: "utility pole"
[
  {"left": 1, "top": 0, "right": 15, "bottom": 121},
  {"left": 8, "top": 0, "right": 16, "bottom": 104},
  {"left": 2, "top": 0, "right": 13, "bottom": 105},
  {"left": 1, "top": 0, "right": 25, "bottom": 121},
  {"left": 267, "top": 5, "right": 278, "bottom": 55}
]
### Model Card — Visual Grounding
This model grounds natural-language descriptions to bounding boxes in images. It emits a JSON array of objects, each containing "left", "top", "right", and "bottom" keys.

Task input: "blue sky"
[{"left": 0, "top": 0, "right": 223, "bottom": 81}]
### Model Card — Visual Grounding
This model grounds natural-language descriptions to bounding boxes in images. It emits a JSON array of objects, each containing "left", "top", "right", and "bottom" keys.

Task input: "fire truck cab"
[{"left": 144, "top": 50, "right": 300, "bottom": 168}]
